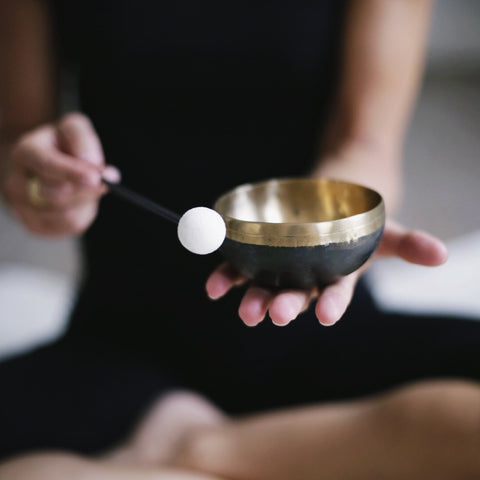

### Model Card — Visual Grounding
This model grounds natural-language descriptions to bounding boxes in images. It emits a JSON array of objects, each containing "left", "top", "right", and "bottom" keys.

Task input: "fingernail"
[
  {"left": 240, "top": 312, "right": 263, "bottom": 328},
  {"left": 103, "top": 165, "right": 121, "bottom": 183},
  {"left": 271, "top": 310, "right": 296, "bottom": 327},
  {"left": 321, "top": 297, "right": 340, "bottom": 326},
  {"left": 245, "top": 319, "right": 262, "bottom": 328},
  {"left": 272, "top": 318, "right": 290, "bottom": 327},
  {"left": 207, "top": 291, "right": 222, "bottom": 300},
  {"left": 286, "top": 300, "right": 303, "bottom": 321},
  {"left": 272, "top": 297, "right": 302, "bottom": 326}
]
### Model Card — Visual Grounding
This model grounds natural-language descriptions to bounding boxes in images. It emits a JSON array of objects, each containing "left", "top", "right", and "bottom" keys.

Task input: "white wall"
[{"left": 427, "top": 0, "right": 480, "bottom": 73}]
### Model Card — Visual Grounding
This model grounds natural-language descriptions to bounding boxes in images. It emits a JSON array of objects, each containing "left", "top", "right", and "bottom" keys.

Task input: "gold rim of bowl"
[{"left": 214, "top": 177, "right": 385, "bottom": 247}]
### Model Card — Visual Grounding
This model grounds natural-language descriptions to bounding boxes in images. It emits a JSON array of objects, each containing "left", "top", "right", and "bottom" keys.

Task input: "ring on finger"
[{"left": 27, "top": 176, "right": 47, "bottom": 207}]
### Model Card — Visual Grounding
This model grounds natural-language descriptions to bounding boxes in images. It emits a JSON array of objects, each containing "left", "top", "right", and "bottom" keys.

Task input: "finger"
[
  {"left": 36, "top": 178, "right": 106, "bottom": 208},
  {"left": 206, "top": 262, "right": 247, "bottom": 300},
  {"left": 378, "top": 220, "right": 448, "bottom": 266},
  {"left": 1, "top": 169, "right": 26, "bottom": 205},
  {"left": 11, "top": 175, "right": 106, "bottom": 210},
  {"left": 57, "top": 114, "right": 122, "bottom": 183},
  {"left": 57, "top": 112, "right": 105, "bottom": 167},
  {"left": 103, "top": 164, "right": 122, "bottom": 184},
  {"left": 238, "top": 286, "right": 274, "bottom": 327},
  {"left": 375, "top": 220, "right": 407, "bottom": 256},
  {"left": 268, "top": 290, "right": 313, "bottom": 327},
  {"left": 315, "top": 272, "right": 359, "bottom": 326},
  {"left": 397, "top": 230, "right": 448, "bottom": 266},
  {"left": 19, "top": 202, "right": 99, "bottom": 237},
  {"left": 4, "top": 165, "right": 104, "bottom": 208},
  {"left": 16, "top": 138, "right": 102, "bottom": 187}
]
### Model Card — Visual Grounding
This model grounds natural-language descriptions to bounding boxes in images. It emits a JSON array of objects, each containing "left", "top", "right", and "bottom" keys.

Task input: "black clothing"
[
  {"left": 54, "top": 0, "right": 347, "bottom": 359},
  {"left": 1, "top": 284, "right": 479, "bottom": 459},
  {"left": 1, "top": 0, "right": 479, "bottom": 461}
]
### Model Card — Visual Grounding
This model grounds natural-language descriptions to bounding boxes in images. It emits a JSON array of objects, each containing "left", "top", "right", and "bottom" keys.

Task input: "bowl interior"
[
  {"left": 214, "top": 178, "right": 384, "bottom": 248},
  {"left": 215, "top": 178, "right": 382, "bottom": 224}
]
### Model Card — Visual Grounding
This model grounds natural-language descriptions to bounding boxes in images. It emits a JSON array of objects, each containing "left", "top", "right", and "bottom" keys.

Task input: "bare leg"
[
  {"left": 0, "top": 453, "right": 227, "bottom": 480},
  {"left": 0, "top": 392, "right": 229, "bottom": 480},
  {"left": 106, "top": 390, "right": 228, "bottom": 466},
  {"left": 169, "top": 380, "right": 480, "bottom": 480},
  {"left": 6, "top": 380, "right": 477, "bottom": 480}
]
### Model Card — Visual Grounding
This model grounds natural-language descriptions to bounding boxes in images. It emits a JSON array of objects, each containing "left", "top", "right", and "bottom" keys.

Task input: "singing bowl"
[{"left": 213, "top": 178, "right": 385, "bottom": 289}]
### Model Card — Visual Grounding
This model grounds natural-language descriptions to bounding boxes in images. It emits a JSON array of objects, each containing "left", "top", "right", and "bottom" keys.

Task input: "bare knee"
[
  {"left": 0, "top": 452, "right": 93, "bottom": 479},
  {"left": 372, "top": 379, "right": 480, "bottom": 478},
  {"left": 169, "top": 425, "right": 234, "bottom": 476},
  {"left": 381, "top": 379, "right": 480, "bottom": 436}
]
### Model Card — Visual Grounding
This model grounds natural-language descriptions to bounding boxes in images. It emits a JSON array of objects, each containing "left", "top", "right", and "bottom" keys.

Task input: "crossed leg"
[
  {"left": 1, "top": 379, "right": 479, "bottom": 480},
  {"left": 130, "top": 379, "right": 480, "bottom": 480}
]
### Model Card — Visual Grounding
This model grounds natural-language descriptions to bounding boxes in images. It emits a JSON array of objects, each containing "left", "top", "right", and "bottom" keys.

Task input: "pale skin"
[
  {"left": 0, "top": 0, "right": 447, "bottom": 326},
  {"left": 206, "top": 0, "right": 448, "bottom": 327},
  {"left": 1, "top": 380, "right": 479, "bottom": 480},
  {"left": 0, "top": 0, "right": 476, "bottom": 478}
]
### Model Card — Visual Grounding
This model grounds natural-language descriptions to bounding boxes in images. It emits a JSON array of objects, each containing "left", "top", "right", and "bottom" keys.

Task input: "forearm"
[
  {"left": 315, "top": 0, "right": 433, "bottom": 212},
  {"left": 0, "top": 0, "right": 56, "bottom": 146}
]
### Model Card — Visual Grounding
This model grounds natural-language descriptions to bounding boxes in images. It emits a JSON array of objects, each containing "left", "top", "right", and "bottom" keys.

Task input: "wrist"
[{"left": 312, "top": 141, "right": 403, "bottom": 215}]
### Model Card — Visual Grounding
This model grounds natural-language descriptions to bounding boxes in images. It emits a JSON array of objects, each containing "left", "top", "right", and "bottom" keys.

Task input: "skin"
[
  {"left": 3, "top": 116, "right": 120, "bottom": 236},
  {"left": 206, "top": 0, "right": 447, "bottom": 327},
  {"left": 0, "top": 1, "right": 119, "bottom": 236},
  {"left": 165, "top": 381, "right": 480, "bottom": 480},
  {"left": 0, "top": 0, "right": 472, "bottom": 479},
  {"left": 0, "top": 0, "right": 446, "bottom": 325},
  {"left": 1, "top": 380, "right": 479, "bottom": 480},
  {"left": 0, "top": 453, "right": 227, "bottom": 480}
]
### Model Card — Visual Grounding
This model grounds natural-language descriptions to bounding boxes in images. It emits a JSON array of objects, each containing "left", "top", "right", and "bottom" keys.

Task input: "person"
[{"left": 0, "top": 0, "right": 479, "bottom": 478}]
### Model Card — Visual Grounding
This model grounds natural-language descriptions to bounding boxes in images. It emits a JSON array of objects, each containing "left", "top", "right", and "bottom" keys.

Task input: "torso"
[{"left": 50, "top": 0, "right": 347, "bottom": 383}]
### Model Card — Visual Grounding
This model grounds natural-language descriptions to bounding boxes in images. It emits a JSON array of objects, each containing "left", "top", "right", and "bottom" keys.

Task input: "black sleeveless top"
[{"left": 50, "top": 0, "right": 347, "bottom": 380}]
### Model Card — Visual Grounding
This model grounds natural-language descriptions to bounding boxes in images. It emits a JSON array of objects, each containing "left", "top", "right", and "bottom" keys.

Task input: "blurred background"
[{"left": 1, "top": 0, "right": 479, "bottom": 361}]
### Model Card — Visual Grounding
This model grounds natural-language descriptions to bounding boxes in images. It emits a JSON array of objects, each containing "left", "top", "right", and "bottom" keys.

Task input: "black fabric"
[
  {"left": 53, "top": 0, "right": 348, "bottom": 359},
  {"left": 0, "top": 340, "right": 174, "bottom": 460},
  {"left": 1, "top": 284, "right": 479, "bottom": 460},
  {"left": 1, "top": 0, "right": 480, "bottom": 462}
]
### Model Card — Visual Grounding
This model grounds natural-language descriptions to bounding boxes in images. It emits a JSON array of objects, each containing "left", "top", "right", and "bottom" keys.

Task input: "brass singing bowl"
[{"left": 214, "top": 178, "right": 385, "bottom": 289}]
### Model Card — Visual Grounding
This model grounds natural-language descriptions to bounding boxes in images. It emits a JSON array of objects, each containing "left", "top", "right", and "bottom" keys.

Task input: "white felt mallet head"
[{"left": 177, "top": 207, "right": 226, "bottom": 255}]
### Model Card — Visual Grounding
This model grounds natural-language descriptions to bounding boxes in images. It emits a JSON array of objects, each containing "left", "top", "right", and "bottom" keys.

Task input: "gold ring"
[{"left": 27, "top": 176, "right": 46, "bottom": 207}]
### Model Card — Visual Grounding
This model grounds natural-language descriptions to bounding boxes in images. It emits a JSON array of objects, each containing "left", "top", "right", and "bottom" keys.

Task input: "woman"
[{"left": 0, "top": 0, "right": 479, "bottom": 478}]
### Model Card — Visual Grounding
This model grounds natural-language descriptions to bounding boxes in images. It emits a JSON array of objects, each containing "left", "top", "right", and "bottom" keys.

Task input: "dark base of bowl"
[{"left": 220, "top": 227, "right": 384, "bottom": 290}]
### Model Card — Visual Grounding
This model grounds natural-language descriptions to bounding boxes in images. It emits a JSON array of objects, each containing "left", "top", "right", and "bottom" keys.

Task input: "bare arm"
[
  {"left": 0, "top": 0, "right": 56, "bottom": 144},
  {"left": 316, "top": 0, "right": 434, "bottom": 212},
  {"left": 0, "top": 0, "right": 119, "bottom": 237},
  {"left": 207, "top": 0, "right": 446, "bottom": 327}
]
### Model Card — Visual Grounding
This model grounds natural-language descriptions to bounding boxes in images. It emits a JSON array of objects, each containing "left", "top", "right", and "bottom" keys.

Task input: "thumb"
[{"left": 56, "top": 112, "right": 105, "bottom": 167}]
